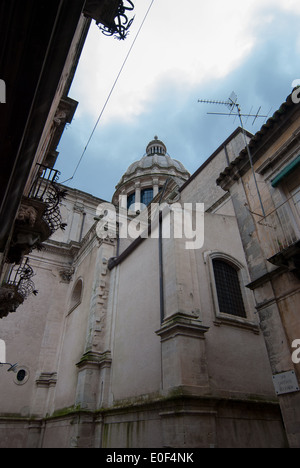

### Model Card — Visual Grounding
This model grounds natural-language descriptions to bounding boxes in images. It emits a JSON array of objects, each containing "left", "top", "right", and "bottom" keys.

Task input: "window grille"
[
  {"left": 213, "top": 259, "right": 246, "bottom": 318},
  {"left": 70, "top": 279, "right": 83, "bottom": 312}
]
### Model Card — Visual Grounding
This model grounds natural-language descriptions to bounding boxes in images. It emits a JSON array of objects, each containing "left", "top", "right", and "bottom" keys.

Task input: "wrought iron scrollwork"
[
  {"left": 98, "top": 0, "right": 135, "bottom": 40},
  {"left": 0, "top": 258, "right": 38, "bottom": 318},
  {"left": 6, "top": 258, "right": 38, "bottom": 300},
  {"left": 29, "top": 165, "right": 67, "bottom": 235},
  {"left": 42, "top": 184, "right": 68, "bottom": 234}
]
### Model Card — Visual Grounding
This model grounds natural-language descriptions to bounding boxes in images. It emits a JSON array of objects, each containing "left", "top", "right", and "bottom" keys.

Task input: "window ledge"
[{"left": 213, "top": 313, "right": 260, "bottom": 334}]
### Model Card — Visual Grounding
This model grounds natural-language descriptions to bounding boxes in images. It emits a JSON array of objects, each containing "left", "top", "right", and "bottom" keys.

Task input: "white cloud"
[
  {"left": 57, "top": 0, "right": 300, "bottom": 201},
  {"left": 69, "top": 0, "right": 300, "bottom": 125}
]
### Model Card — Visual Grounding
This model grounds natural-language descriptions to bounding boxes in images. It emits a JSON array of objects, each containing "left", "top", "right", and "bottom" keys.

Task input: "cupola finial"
[{"left": 146, "top": 137, "right": 167, "bottom": 156}]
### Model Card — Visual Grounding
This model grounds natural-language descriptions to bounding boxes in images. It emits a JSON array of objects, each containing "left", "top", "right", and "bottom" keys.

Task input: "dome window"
[
  {"left": 141, "top": 188, "right": 154, "bottom": 207},
  {"left": 127, "top": 192, "right": 136, "bottom": 211}
]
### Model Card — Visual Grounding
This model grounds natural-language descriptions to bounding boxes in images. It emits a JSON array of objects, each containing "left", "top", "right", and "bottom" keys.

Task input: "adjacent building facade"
[
  {"left": 0, "top": 0, "right": 136, "bottom": 317},
  {"left": 217, "top": 92, "right": 300, "bottom": 448}
]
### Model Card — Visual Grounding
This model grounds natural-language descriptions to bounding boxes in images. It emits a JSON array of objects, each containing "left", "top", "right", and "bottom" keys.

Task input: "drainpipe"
[
  {"left": 79, "top": 212, "right": 86, "bottom": 242},
  {"left": 223, "top": 144, "right": 230, "bottom": 166},
  {"left": 159, "top": 211, "right": 165, "bottom": 325}
]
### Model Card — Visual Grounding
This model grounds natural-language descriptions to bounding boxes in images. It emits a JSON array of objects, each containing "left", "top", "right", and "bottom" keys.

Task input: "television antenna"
[{"left": 198, "top": 92, "right": 267, "bottom": 217}]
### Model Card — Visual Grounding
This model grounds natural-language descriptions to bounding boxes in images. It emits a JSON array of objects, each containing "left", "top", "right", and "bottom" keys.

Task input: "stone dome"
[
  {"left": 115, "top": 137, "right": 190, "bottom": 190},
  {"left": 112, "top": 137, "right": 190, "bottom": 209}
]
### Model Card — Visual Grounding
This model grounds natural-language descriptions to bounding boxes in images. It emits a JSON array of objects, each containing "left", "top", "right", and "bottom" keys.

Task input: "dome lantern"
[
  {"left": 146, "top": 136, "right": 167, "bottom": 156},
  {"left": 112, "top": 137, "right": 190, "bottom": 210}
]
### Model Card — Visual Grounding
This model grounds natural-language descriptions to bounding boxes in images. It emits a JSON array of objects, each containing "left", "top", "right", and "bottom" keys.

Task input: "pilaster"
[
  {"left": 156, "top": 312, "right": 210, "bottom": 395},
  {"left": 75, "top": 351, "right": 112, "bottom": 411},
  {"left": 156, "top": 312, "right": 213, "bottom": 447}
]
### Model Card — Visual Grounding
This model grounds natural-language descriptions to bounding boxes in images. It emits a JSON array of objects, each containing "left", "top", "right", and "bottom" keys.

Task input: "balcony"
[
  {"left": 258, "top": 190, "right": 300, "bottom": 271},
  {"left": 84, "top": 0, "right": 134, "bottom": 40},
  {"left": 6, "top": 165, "right": 67, "bottom": 264},
  {"left": 0, "top": 258, "right": 37, "bottom": 319}
]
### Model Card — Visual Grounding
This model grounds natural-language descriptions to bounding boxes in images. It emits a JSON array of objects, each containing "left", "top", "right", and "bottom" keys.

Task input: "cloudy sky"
[{"left": 56, "top": 0, "right": 300, "bottom": 202}]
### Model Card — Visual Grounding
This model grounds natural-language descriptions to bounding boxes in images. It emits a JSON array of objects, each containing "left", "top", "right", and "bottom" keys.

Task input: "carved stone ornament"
[
  {"left": 84, "top": 0, "right": 120, "bottom": 25},
  {"left": 17, "top": 205, "right": 38, "bottom": 227},
  {"left": 59, "top": 268, "right": 75, "bottom": 284},
  {"left": 53, "top": 110, "right": 67, "bottom": 127},
  {"left": 0, "top": 285, "right": 24, "bottom": 319},
  {"left": 7, "top": 197, "right": 51, "bottom": 264}
]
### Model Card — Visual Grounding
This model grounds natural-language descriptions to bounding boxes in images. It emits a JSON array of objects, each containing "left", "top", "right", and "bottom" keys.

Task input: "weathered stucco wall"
[{"left": 110, "top": 237, "right": 162, "bottom": 401}]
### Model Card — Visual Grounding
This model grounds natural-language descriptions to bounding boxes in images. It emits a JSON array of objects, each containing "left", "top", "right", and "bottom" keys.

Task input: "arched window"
[
  {"left": 212, "top": 259, "right": 246, "bottom": 318},
  {"left": 69, "top": 278, "right": 83, "bottom": 312},
  {"left": 127, "top": 192, "right": 136, "bottom": 211},
  {"left": 141, "top": 188, "right": 153, "bottom": 207}
]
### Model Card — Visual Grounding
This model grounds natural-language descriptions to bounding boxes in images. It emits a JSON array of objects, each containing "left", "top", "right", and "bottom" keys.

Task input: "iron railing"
[
  {"left": 0, "top": 258, "right": 38, "bottom": 318},
  {"left": 28, "top": 164, "right": 67, "bottom": 234},
  {"left": 258, "top": 190, "right": 300, "bottom": 259},
  {"left": 97, "top": 0, "right": 135, "bottom": 40},
  {"left": 5, "top": 257, "right": 38, "bottom": 300}
]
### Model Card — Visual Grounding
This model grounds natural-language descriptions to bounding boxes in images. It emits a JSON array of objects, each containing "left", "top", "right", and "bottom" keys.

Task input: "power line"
[{"left": 62, "top": 0, "right": 156, "bottom": 185}]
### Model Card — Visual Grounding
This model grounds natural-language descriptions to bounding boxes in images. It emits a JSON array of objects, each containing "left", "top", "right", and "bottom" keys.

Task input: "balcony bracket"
[{"left": 267, "top": 240, "right": 300, "bottom": 277}]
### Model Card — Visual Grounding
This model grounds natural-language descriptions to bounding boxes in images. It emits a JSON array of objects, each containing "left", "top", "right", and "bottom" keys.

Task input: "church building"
[{"left": 0, "top": 131, "right": 289, "bottom": 448}]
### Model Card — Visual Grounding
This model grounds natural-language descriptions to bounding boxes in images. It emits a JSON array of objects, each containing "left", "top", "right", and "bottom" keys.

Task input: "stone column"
[
  {"left": 156, "top": 313, "right": 210, "bottom": 394},
  {"left": 135, "top": 181, "right": 141, "bottom": 210},
  {"left": 156, "top": 313, "right": 214, "bottom": 448},
  {"left": 119, "top": 189, "right": 127, "bottom": 210},
  {"left": 33, "top": 373, "right": 58, "bottom": 417},
  {"left": 27, "top": 421, "right": 43, "bottom": 448},
  {"left": 153, "top": 178, "right": 159, "bottom": 197}
]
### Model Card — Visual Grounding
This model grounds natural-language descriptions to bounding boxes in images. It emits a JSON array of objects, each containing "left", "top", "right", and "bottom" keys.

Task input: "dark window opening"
[
  {"left": 213, "top": 259, "right": 246, "bottom": 318},
  {"left": 127, "top": 192, "right": 136, "bottom": 211},
  {"left": 17, "top": 369, "right": 27, "bottom": 383},
  {"left": 70, "top": 279, "right": 83, "bottom": 311},
  {"left": 141, "top": 188, "right": 153, "bottom": 207}
]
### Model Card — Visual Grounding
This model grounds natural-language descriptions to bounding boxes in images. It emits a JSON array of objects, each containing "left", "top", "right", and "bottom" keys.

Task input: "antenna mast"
[{"left": 198, "top": 92, "right": 267, "bottom": 218}]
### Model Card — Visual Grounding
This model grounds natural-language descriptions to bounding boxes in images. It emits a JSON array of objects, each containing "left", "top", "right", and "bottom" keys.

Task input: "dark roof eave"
[
  {"left": 179, "top": 127, "right": 253, "bottom": 193},
  {"left": 216, "top": 92, "right": 298, "bottom": 187}
]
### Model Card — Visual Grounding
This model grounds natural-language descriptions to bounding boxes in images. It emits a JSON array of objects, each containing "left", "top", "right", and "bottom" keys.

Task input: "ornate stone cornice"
[
  {"left": 42, "top": 239, "right": 81, "bottom": 258},
  {"left": 36, "top": 372, "right": 57, "bottom": 388},
  {"left": 59, "top": 267, "right": 75, "bottom": 283},
  {"left": 156, "top": 312, "right": 209, "bottom": 342},
  {"left": 76, "top": 351, "right": 112, "bottom": 370}
]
